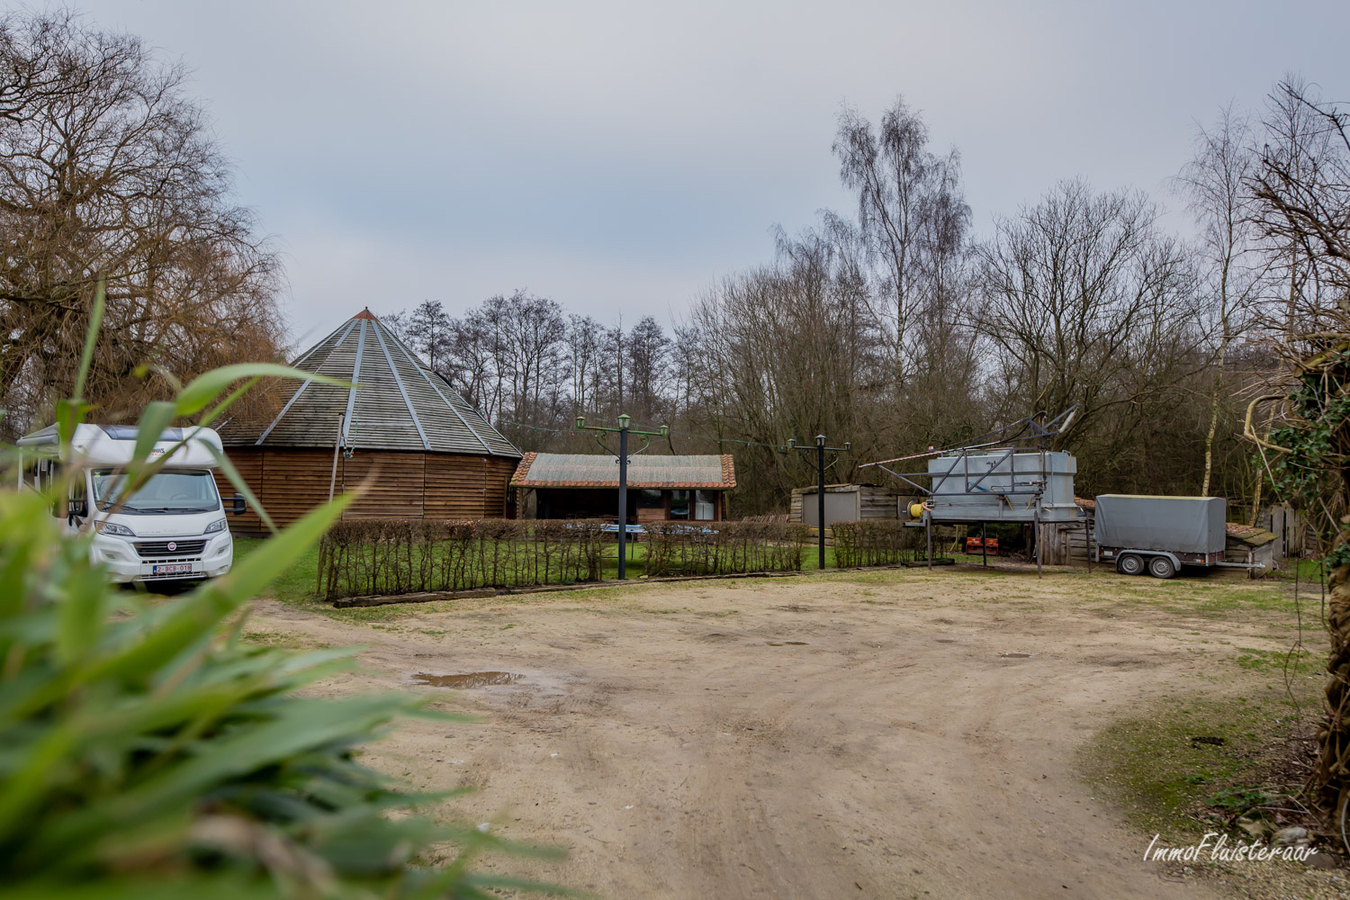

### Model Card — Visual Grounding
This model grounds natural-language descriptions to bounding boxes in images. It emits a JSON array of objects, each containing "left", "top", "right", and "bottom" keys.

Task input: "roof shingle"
[
  {"left": 219, "top": 310, "right": 520, "bottom": 459},
  {"left": 512, "top": 453, "right": 736, "bottom": 489}
]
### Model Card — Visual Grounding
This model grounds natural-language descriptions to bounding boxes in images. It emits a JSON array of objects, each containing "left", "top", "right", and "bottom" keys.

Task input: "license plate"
[{"left": 151, "top": 563, "right": 195, "bottom": 576}]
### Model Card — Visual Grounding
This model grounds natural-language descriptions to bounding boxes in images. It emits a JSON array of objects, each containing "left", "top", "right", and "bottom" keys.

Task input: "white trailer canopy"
[{"left": 18, "top": 424, "right": 224, "bottom": 468}]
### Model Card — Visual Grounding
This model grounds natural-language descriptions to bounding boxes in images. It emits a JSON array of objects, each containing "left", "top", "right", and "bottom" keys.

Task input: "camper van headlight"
[
  {"left": 204, "top": 518, "right": 227, "bottom": 535},
  {"left": 97, "top": 522, "right": 135, "bottom": 537}
]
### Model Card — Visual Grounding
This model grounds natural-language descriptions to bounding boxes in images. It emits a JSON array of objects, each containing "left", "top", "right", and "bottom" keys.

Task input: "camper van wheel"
[
  {"left": 1147, "top": 556, "right": 1176, "bottom": 579},
  {"left": 1117, "top": 553, "right": 1145, "bottom": 576}
]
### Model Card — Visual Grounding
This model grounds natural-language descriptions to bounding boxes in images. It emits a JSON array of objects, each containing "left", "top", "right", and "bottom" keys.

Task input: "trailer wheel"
[
  {"left": 1148, "top": 556, "right": 1176, "bottom": 579},
  {"left": 1117, "top": 553, "right": 1145, "bottom": 576}
]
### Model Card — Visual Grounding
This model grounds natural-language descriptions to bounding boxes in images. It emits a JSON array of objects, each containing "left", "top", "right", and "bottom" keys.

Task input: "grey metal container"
[
  {"left": 1093, "top": 495, "right": 1226, "bottom": 554},
  {"left": 925, "top": 450, "right": 1079, "bottom": 523}
]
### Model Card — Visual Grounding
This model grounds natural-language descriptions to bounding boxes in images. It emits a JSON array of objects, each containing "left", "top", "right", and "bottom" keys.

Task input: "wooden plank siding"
[
  {"left": 424, "top": 455, "right": 515, "bottom": 519},
  {"left": 1038, "top": 518, "right": 1095, "bottom": 565},
  {"left": 213, "top": 449, "right": 265, "bottom": 534},
  {"left": 217, "top": 448, "right": 517, "bottom": 536},
  {"left": 790, "top": 484, "right": 900, "bottom": 524},
  {"left": 340, "top": 451, "right": 425, "bottom": 519}
]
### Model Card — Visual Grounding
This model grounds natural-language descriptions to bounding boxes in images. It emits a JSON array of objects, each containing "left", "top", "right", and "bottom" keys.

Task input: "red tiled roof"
[{"left": 511, "top": 452, "right": 736, "bottom": 489}]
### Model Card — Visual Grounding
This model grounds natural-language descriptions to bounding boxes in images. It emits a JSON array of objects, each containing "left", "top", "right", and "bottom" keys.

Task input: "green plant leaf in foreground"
[{"left": 1, "top": 352, "right": 561, "bottom": 896}]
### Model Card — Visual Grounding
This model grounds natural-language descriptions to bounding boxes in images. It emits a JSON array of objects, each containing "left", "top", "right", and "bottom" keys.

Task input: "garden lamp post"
[
  {"left": 576, "top": 414, "right": 668, "bottom": 579},
  {"left": 787, "top": 434, "right": 850, "bottom": 571}
]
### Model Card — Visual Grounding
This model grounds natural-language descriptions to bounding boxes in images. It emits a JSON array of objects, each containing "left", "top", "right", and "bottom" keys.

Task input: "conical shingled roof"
[{"left": 221, "top": 309, "right": 520, "bottom": 458}]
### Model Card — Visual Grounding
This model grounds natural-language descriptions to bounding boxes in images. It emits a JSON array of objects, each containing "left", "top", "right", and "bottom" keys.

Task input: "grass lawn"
[
  {"left": 1076, "top": 578, "right": 1326, "bottom": 839},
  {"left": 233, "top": 535, "right": 322, "bottom": 602}
]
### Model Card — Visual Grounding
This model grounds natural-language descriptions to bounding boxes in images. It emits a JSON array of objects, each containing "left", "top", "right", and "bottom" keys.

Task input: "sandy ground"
[{"left": 248, "top": 565, "right": 1335, "bottom": 899}]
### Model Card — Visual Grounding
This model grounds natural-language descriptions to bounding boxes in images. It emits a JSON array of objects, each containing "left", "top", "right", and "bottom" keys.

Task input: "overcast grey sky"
[{"left": 64, "top": 0, "right": 1350, "bottom": 348}]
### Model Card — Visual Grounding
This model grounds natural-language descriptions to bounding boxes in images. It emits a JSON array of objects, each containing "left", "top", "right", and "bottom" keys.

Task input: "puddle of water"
[
  {"left": 1000, "top": 652, "right": 1032, "bottom": 659},
  {"left": 413, "top": 672, "right": 523, "bottom": 688}
]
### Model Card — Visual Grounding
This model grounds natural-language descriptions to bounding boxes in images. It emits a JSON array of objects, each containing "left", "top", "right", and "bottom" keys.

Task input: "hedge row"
[
  {"left": 831, "top": 520, "right": 924, "bottom": 568},
  {"left": 316, "top": 517, "right": 934, "bottom": 602},
  {"left": 643, "top": 521, "right": 809, "bottom": 576},
  {"left": 317, "top": 519, "right": 605, "bottom": 601}
]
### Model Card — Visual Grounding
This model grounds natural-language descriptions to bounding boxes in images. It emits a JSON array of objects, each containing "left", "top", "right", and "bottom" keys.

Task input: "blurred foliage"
[{"left": 0, "top": 298, "right": 561, "bottom": 896}]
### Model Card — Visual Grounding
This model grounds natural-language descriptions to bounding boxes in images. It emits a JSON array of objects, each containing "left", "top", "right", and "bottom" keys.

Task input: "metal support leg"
[
  {"left": 926, "top": 514, "right": 933, "bottom": 570},
  {"left": 1035, "top": 511, "right": 1042, "bottom": 578},
  {"left": 982, "top": 522, "right": 988, "bottom": 567},
  {"left": 1085, "top": 517, "right": 1092, "bottom": 573}
]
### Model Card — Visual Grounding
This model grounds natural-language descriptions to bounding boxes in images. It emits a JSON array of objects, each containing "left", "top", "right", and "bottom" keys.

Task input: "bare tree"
[
  {"left": 444, "top": 307, "right": 500, "bottom": 416},
  {"left": 565, "top": 314, "right": 604, "bottom": 416},
  {"left": 406, "top": 300, "right": 451, "bottom": 371},
  {"left": 1252, "top": 80, "right": 1350, "bottom": 331},
  {"left": 678, "top": 230, "right": 880, "bottom": 511},
  {"left": 1249, "top": 80, "right": 1350, "bottom": 824},
  {"left": 0, "top": 10, "right": 284, "bottom": 437},
  {"left": 624, "top": 316, "right": 670, "bottom": 424},
  {"left": 1176, "top": 105, "right": 1271, "bottom": 496},
  {"left": 972, "top": 180, "right": 1203, "bottom": 457},
  {"left": 833, "top": 97, "right": 969, "bottom": 390}
]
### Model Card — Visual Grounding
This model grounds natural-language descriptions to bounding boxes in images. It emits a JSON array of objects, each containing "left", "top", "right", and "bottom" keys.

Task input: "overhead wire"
[{"left": 494, "top": 419, "right": 837, "bottom": 454}]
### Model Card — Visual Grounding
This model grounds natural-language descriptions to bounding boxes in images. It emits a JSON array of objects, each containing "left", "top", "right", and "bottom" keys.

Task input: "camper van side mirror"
[
  {"left": 70, "top": 497, "right": 88, "bottom": 519},
  {"left": 231, "top": 493, "right": 246, "bottom": 515}
]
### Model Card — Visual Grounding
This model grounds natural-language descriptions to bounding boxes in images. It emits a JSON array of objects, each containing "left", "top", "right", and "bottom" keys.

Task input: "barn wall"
[
  {"left": 340, "top": 451, "right": 425, "bottom": 520},
  {"left": 860, "top": 485, "right": 901, "bottom": 520},
  {"left": 424, "top": 454, "right": 515, "bottom": 519},
  {"left": 212, "top": 448, "right": 265, "bottom": 534},
  {"left": 218, "top": 447, "right": 517, "bottom": 536}
]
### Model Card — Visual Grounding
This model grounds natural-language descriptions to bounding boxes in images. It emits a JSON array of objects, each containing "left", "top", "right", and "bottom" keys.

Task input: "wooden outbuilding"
[
  {"left": 789, "top": 483, "right": 904, "bottom": 527},
  {"left": 1034, "top": 497, "right": 1097, "bottom": 565},
  {"left": 512, "top": 453, "right": 736, "bottom": 523},
  {"left": 217, "top": 309, "right": 521, "bottom": 535},
  {"left": 1225, "top": 523, "right": 1280, "bottom": 575}
]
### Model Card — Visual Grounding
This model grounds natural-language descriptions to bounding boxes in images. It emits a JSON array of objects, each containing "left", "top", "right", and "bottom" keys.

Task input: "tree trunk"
[
  {"left": 1313, "top": 548, "right": 1350, "bottom": 825},
  {"left": 1201, "top": 349, "right": 1225, "bottom": 498}
]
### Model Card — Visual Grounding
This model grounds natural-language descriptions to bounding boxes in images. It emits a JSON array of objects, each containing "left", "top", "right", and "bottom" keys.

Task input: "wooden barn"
[
  {"left": 217, "top": 309, "right": 521, "bottom": 535},
  {"left": 511, "top": 453, "right": 736, "bottom": 523}
]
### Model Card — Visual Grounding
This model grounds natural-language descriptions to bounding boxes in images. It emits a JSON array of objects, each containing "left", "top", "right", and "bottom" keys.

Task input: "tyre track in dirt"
[{"left": 249, "top": 573, "right": 1277, "bottom": 899}]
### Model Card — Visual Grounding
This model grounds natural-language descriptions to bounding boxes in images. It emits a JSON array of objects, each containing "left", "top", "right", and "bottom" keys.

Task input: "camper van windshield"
[{"left": 91, "top": 468, "right": 220, "bottom": 514}]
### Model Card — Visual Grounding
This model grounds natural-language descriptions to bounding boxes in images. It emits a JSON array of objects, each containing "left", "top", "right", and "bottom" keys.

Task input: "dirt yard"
[{"left": 248, "top": 565, "right": 1340, "bottom": 899}]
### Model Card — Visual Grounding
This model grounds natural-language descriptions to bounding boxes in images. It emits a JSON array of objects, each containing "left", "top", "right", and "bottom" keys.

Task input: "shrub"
[
  {"left": 0, "top": 292, "right": 556, "bottom": 897},
  {"left": 643, "top": 521, "right": 808, "bottom": 577},
  {"left": 317, "top": 518, "right": 606, "bottom": 601},
  {"left": 832, "top": 520, "right": 922, "bottom": 568}
]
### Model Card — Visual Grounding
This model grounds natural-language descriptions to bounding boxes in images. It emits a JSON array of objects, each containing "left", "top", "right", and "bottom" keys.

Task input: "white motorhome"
[{"left": 17, "top": 424, "right": 244, "bottom": 583}]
